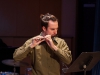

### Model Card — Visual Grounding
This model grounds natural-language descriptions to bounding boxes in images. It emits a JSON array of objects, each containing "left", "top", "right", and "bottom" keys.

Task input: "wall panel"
[
  {"left": 0, "top": 0, "right": 17, "bottom": 36},
  {"left": 16, "top": 0, "right": 40, "bottom": 36}
]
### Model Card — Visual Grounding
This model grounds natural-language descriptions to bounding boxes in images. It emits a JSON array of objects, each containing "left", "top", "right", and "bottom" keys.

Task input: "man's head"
[{"left": 40, "top": 13, "right": 58, "bottom": 37}]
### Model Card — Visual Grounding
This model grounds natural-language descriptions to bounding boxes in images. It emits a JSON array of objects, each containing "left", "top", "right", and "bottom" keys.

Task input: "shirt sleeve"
[
  {"left": 13, "top": 39, "right": 33, "bottom": 61},
  {"left": 54, "top": 39, "right": 72, "bottom": 65}
]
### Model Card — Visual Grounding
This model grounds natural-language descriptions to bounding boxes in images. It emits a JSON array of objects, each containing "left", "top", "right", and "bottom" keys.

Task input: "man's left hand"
[{"left": 44, "top": 35, "right": 58, "bottom": 51}]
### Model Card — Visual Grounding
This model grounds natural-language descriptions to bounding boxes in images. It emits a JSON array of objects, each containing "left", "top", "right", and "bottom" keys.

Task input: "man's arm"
[
  {"left": 44, "top": 35, "right": 72, "bottom": 65},
  {"left": 54, "top": 40, "right": 72, "bottom": 65},
  {"left": 13, "top": 39, "right": 33, "bottom": 61},
  {"left": 13, "top": 35, "right": 45, "bottom": 61}
]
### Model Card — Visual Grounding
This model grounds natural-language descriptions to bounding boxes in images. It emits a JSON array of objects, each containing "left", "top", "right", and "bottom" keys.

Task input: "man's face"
[{"left": 43, "top": 20, "right": 58, "bottom": 37}]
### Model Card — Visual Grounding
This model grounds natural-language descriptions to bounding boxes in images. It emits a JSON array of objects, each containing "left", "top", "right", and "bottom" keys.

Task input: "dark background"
[{"left": 0, "top": 0, "right": 98, "bottom": 75}]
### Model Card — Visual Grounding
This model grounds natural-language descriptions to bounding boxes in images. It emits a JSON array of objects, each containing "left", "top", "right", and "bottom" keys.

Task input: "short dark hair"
[{"left": 40, "top": 13, "right": 58, "bottom": 28}]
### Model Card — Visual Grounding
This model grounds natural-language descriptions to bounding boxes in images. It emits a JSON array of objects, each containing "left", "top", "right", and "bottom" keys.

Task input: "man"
[{"left": 13, "top": 13, "right": 72, "bottom": 75}]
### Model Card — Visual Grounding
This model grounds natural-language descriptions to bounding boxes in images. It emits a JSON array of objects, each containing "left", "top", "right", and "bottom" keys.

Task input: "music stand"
[{"left": 65, "top": 51, "right": 100, "bottom": 75}]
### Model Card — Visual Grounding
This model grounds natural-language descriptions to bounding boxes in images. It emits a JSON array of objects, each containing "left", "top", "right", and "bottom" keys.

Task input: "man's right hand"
[{"left": 30, "top": 36, "right": 45, "bottom": 48}]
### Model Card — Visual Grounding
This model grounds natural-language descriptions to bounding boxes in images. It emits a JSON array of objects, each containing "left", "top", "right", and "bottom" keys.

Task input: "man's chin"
[{"left": 51, "top": 35, "right": 57, "bottom": 38}]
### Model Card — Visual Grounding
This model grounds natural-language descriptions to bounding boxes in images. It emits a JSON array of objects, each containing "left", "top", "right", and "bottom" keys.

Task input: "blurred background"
[{"left": 0, "top": 0, "right": 100, "bottom": 75}]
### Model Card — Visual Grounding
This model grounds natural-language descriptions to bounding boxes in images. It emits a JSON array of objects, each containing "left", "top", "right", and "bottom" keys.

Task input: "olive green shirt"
[{"left": 13, "top": 36, "right": 72, "bottom": 75}]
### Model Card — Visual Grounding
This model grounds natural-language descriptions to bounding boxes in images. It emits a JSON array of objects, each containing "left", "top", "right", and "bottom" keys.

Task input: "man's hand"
[
  {"left": 45, "top": 35, "right": 58, "bottom": 51},
  {"left": 30, "top": 35, "right": 45, "bottom": 48}
]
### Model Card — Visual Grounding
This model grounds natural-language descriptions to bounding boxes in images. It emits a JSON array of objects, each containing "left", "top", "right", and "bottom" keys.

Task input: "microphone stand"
[{"left": 14, "top": 64, "right": 16, "bottom": 75}]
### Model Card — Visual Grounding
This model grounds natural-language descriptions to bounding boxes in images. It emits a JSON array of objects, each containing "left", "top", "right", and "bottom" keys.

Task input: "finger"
[
  {"left": 37, "top": 38, "right": 44, "bottom": 41},
  {"left": 44, "top": 35, "right": 51, "bottom": 39},
  {"left": 35, "top": 39, "right": 40, "bottom": 42},
  {"left": 36, "top": 36, "right": 45, "bottom": 40},
  {"left": 45, "top": 35, "right": 51, "bottom": 38},
  {"left": 35, "top": 38, "right": 45, "bottom": 43},
  {"left": 37, "top": 35, "right": 44, "bottom": 38}
]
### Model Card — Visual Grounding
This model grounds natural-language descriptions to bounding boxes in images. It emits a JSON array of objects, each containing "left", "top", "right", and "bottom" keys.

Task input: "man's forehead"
[{"left": 48, "top": 21, "right": 58, "bottom": 27}]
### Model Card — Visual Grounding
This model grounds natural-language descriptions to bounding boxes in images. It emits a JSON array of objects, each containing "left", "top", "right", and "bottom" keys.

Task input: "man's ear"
[{"left": 42, "top": 26, "right": 46, "bottom": 31}]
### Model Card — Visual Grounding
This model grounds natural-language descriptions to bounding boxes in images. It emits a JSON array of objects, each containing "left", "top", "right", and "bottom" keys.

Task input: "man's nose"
[{"left": 54, "top": 30, "right": 57, "bottom": 34}]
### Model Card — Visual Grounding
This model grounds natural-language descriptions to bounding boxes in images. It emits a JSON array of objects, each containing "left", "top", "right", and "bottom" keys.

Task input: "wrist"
[
  {"left": 53, "top": 45, "right": 58, "bottom": 51},
  {"left": 30, "top": 43, "right": 35, "bottom": 48}
]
